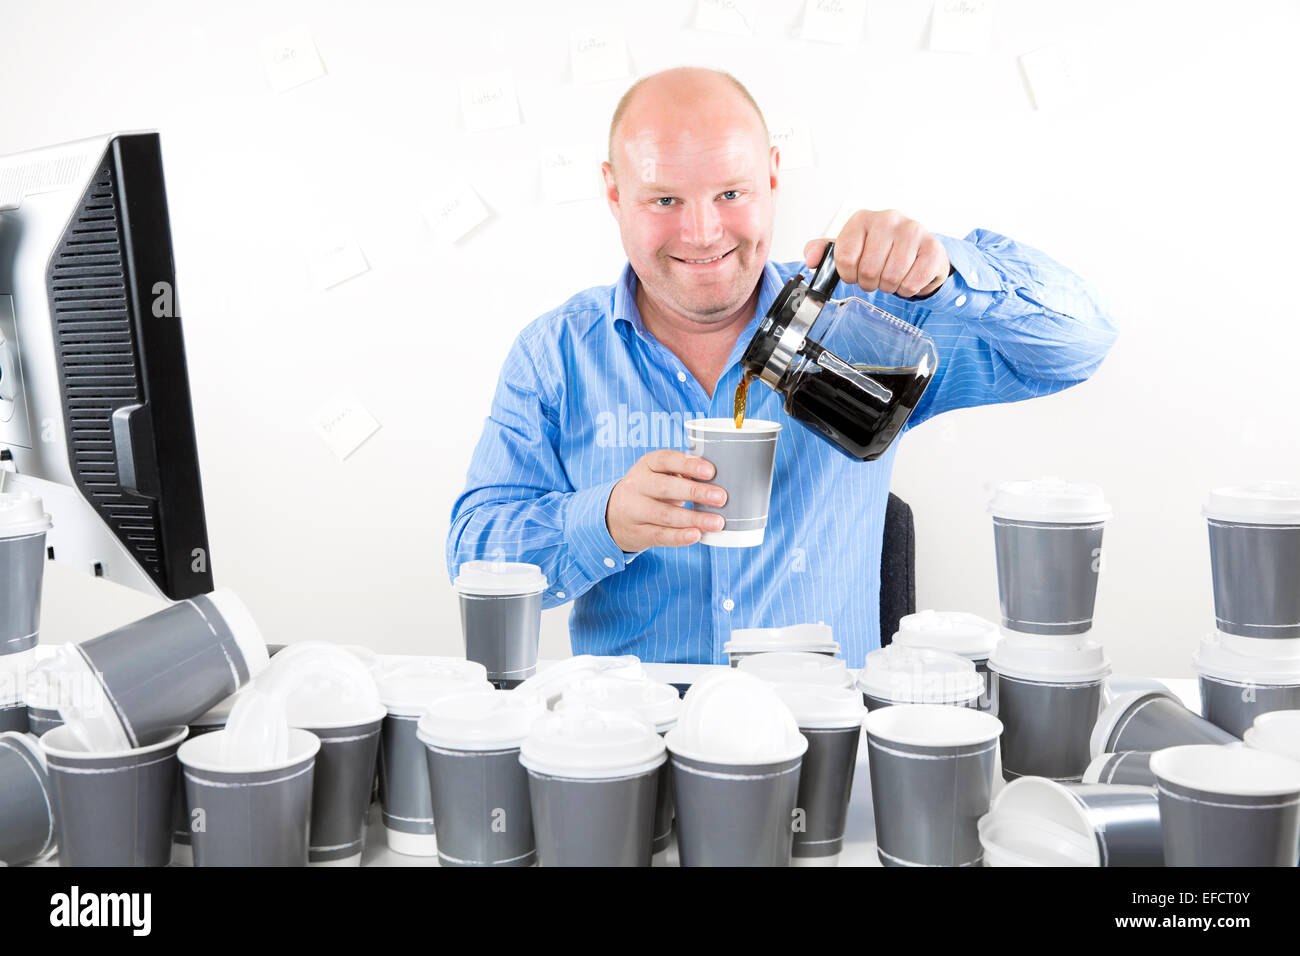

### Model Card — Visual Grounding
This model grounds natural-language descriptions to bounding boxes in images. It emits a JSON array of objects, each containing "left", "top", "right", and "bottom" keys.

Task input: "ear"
[
  {"left": 768, "top": 145, "right": 780, "bottom": 194},
  {"left": 601, "top": 161, "right": 620, "bottom": 218}
]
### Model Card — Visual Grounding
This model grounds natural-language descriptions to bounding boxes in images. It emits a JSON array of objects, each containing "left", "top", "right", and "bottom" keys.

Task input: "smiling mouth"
[{"left": 671, "top": 248, "right": 735, "bottom": 265}]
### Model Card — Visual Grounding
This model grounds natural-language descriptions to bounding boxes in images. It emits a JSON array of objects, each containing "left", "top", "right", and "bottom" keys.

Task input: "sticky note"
[
  {"left": 570, "top": 28, "right": 629, "bottom": 85},
  {"left": 1019, "top": 44, "right": 1086, "bottom": 111},
  {"left": 308, "top": 231, "right": 369, "bottom": 290},
  {"left": 311, "top": 394, "right": 381, "bottom": 461},
  {"left": 261, "top": 29, "right": 326, "bottom": 93},
  {"left": 928, "top": 0, "right": 995, "bottom": 54},
  {"left": 770, "top": 123, "right": 814, "bottom": 170},
  {"left": 541, "top": 144, "right": 602, "bottom": 204},
  {"left": 422, "top": 182, "right": 491, "bottom": 244},
  {"left": 693, "top": 0, "right": 758, "bottom": 37},
  {"left": 800, "top": 0, "right": 867, "bottom": 45},
  {"left": 459, "top": 71, "right": 522, "bottom": 133}
]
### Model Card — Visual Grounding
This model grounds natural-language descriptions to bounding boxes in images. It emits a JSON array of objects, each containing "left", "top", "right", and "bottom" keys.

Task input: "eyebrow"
[{"left": 637, "top": 179, "right": 754, "bottom": 193}]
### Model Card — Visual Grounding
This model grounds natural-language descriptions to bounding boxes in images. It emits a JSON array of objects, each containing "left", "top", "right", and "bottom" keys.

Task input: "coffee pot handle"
[{"left": 809, "top": 240, "right": 839, "bottom": 299}]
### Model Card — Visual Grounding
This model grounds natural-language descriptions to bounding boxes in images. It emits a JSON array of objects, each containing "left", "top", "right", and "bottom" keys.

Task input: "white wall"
[{"left": 4, "top": 0, "right": 1297, "bottom": 676}]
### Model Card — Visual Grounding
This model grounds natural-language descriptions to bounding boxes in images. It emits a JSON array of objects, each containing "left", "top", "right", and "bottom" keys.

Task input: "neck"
[{"left": 635, "top": 282, "right": 761, "bottom": 398}]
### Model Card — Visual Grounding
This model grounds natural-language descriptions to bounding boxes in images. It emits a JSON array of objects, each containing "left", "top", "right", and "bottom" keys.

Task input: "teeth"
[{"left": 682, "top": 253, "right": 727, "bottom": 263}]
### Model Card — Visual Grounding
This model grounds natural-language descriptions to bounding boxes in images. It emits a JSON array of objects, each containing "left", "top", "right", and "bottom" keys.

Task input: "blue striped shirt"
[{"left": 446, "top": 229, "right": 1117, "bottom": 666}]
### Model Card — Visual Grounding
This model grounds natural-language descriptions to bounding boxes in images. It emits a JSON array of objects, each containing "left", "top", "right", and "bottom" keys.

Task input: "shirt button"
[
  {"left": 603, "top": 557, "right": 616, "bottom": 568},
  {"left": 954, "top": 294, "right": 968, "bottom": 307},
  {"left": 676, "top": 371, "right": 687, "bottom": 383},
  {"left": 722, "top": 598, "right": 735, "bottom": 612},
  {"left": 556, "top": 591, "right": 565, "bottom": 599}
]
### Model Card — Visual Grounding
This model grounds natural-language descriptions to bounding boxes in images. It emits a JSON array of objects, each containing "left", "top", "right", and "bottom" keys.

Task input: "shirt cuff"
[
  {"left": 911, "top": 234, "right": 1005, "bottom": 316},
  {"left": 565, "top": 478, "right": 631, "bottom": 584}
]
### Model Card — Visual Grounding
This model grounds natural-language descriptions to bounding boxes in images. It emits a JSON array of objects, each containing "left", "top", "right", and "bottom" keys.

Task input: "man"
[{"left": 446, "top": 67, "right": 1117, "bottom": 665}]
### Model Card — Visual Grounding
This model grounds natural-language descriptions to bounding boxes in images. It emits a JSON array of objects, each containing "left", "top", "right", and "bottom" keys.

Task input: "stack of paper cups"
[
  {"left": 987, "top": 479, "right": 1111, "bottom": 783},
  {"left": 1198, "top": 483, "right": 1300, "bottom": 735}
]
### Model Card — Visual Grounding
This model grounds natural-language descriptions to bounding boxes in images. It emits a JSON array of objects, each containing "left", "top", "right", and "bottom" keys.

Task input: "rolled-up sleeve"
[
  {"left": 895, "top": 228, "right": 1119, "bottom": 429},
  {"left": 446, "top": 335, "right": 628, "bottom": 607}
]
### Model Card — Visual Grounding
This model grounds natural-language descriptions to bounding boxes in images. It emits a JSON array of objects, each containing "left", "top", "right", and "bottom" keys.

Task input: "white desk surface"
[{"left": 360, "top": 667, "right": 1199, "bottom": 868}]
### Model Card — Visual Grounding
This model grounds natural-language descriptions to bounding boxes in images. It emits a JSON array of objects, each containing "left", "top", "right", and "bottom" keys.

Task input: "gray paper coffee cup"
[
  {"left": 459, "top": 592, "right": 542, "bottom": 688},
  {"left": 378, "top": 711, "right": 438, "bottom": 852},
  {"left": 454, "top": 562, "right": 546, "bottom": 688},
  {"left": 1199, "top": 674, "right": 1300, "bottom": 738},
  {"left": 0, "top": 732, "right": 57, "bottom": 865},
  {"left": 527, "top": 768, "right": 660, "bottom": 866},
  {"left": 0, "top": 533, "right": 47, "bottom": 656},
  {"left": 0, "top": 700, "right": 26, "bottom": 733},
  {"left": 686, "top": 418, "right": 780, "bottom": 548},
  {"left": 306, "top": 718, "right": 383, "bottom": 865},
  {"left": 792, "top": 725, "right": 860, "bottom": 861},
  {"left": 865, "top": 705, "right": 1001, "bottom": 866},
  {"left": 43, "top": 724, "right": 187, "bottom": 867},
  {"left": 1208, "top": 520, "right": 1300, "bottom": 639},
  {"left": 68, "top": 590, "right": 268, "bottom": 749},
  {"left": 980, "top": 777, "right": 1163, "bottom": 866},
  {"left": 1083, "top": 751, "right": 1157, "bottom": 787},
  {"left": 992, "top": 519, "right": 1104, "bottom": 635},
  {"left": 670, "top": 751, "right": 803, "bottom": 866},
  {"left": 25, "top": 706, "right": 59, "bottom": 737},
  {"left": 1092, "top": 689, "right": 1237, "bottom": 758},
  {"left": 993, "top": 672, "right": 1103, "bottom": 781},
  {"left": 424, "top": 745, "right": 535, "bottom": 866},
  {"left": 1151, "top": 744, "right": 1300, "bottom": 866},
  {"left": 180, "top": 727, "right": 319, "bottom": 867}
]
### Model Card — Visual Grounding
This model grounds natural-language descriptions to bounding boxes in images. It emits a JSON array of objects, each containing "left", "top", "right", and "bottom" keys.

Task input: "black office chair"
[{"left": 879, "top": 493, "right": 916, "bottom": 648}]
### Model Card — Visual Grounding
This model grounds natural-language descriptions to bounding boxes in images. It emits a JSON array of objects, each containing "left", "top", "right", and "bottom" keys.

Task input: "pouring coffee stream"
[{"left": 732, "top": 241, "right": 938, "bottom": 461}]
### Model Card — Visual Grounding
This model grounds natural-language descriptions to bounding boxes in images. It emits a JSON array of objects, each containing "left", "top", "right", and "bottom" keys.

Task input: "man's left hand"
[{"left": 804, "top": 209, "right": 951, "bottom": 300}]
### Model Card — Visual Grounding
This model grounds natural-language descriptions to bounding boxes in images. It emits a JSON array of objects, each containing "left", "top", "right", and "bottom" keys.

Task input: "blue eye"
[
  {"left": 655, "top": 197, "right": 675, "bottom": 206},
  {"left": 720, "top": 190, "right": 739, "bottom": 200}
]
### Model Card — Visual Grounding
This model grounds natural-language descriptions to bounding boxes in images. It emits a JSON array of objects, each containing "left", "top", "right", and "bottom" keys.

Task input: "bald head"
[{"left": 607, "top": 68, "right": 768, "bottom": 176}]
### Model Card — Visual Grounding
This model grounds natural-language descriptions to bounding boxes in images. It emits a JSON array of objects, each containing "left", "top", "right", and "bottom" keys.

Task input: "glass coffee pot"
[{"left": 738, "top": 241, "right": 938, "bottom": 461}]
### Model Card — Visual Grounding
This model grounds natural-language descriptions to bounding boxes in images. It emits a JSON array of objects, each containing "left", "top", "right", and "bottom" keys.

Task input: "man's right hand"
[{"left": 605, "top": 450, "right": 727, "bottom": 552}]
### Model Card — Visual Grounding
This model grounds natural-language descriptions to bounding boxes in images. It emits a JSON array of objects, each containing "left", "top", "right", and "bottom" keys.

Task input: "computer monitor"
[{"left": 0, "top": 131, "right": 213, "bottom": 600}]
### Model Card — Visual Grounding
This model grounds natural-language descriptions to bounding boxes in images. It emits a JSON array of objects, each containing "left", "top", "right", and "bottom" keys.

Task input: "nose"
[{"left": 680, "top": 200, "right": 724, "bottom": 248}]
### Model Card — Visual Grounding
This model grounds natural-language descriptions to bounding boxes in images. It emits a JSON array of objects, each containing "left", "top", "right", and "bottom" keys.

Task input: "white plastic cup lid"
[
  {"left": 856, "top": 645, "right": 984, "bottom": 703},
  {"left": 555, "top": 675, "right": 682, "bottom": 732},
  {"left": 979, "top": 776, "right": 1103, "bottom": 866},
  {"left": 988, "top": 630, "right": 1111, "bottom": 683},
  {"left": 736, "top": 651, "right": 853, "bottom": 688},
  {"left": 0, "top": 492, "right": 51, "bottom": 538},
  {"left": 1243, "top": 711, "right": 1300, "bottom": 761},
  {"left": 512, "top": 655, "right": 604, "bottom": 706},
  {"left": 772, "top": 683, "right": 865, "bottom": 729},
  {"left": 416, "top": 689, "right": 547, "bottom": 751},
  {"left": 519, "top": 708, "right": 666, "bottom": 779},
  {"left": 893, "top": 610, "right": 1000, "bottom": 659},
  {"left": 988, "top": 477, "right": 1111, "bottom": 524},
  {"left": 1204, "top": 482, "right": 1300, "bottom": 525},
  {"left": 252, "top": 642, "right": 386, "bottom": 728},
  {"left": 376, "top": 658, "right": 493, "bottom": 715},
  {"left": 1192, "top": 630, "right": 1300, "bottom": 685},
  {"left": 1150, "top": 744, "right": 1300, "bottom": 797},
  {"left": 664, "top": 670, "right": 807, "bottom": 765},
  {"left": 723, "top": 623, "right": 837, "bottom": 655},
  {"left": 453, "top": 560, "right": 547, "bottom": 596}
]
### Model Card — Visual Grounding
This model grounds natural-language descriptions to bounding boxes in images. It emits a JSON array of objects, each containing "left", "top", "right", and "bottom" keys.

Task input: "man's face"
[{"left": 603, "top": 124, "right": 778, "bottom": 326}]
